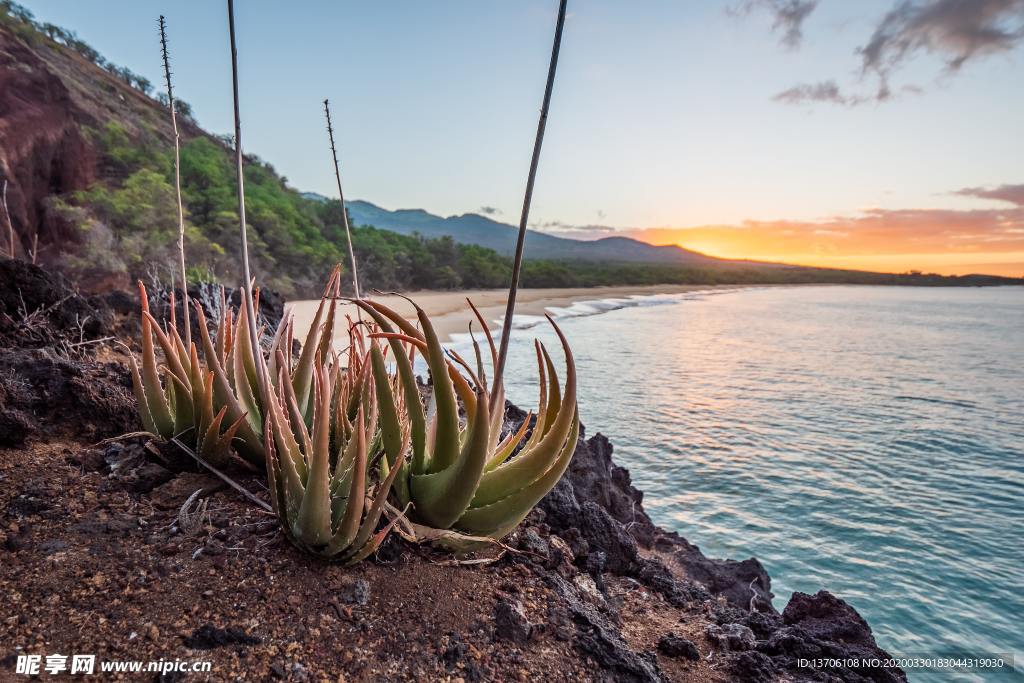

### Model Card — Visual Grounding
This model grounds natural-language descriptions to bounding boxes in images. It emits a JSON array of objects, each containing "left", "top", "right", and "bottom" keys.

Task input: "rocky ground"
[{"left": 0, "top": 258, "right": 906, "bottom": 682}]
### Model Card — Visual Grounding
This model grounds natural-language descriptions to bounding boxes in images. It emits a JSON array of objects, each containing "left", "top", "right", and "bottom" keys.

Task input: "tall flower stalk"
[
  {"left": 158, "top": 15, "right": 191, "bottom": 349},
  {"left": 323, "top": 99, "right": 362, "bottom": 299},
  {"left": 493, "top": 0, "right": 568, "bottom": 403},
  {"left": 225, "top": 0, "right": 269, "bottom": 406}
]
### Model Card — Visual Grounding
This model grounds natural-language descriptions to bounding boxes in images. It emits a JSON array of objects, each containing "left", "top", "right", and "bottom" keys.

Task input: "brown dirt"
[{"left": 0, "top": 438, "right": 728, "bottom": 682}]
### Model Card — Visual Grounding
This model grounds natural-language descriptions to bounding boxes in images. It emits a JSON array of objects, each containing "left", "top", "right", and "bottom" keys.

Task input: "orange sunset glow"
[{"left": 624, "top": 194, "right": 1024, "bottom": 277}]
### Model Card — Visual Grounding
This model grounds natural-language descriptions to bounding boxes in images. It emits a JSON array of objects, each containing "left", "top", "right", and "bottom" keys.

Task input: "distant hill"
[{"left": 346, "top": 200, "right": 766, "bottom": 267}]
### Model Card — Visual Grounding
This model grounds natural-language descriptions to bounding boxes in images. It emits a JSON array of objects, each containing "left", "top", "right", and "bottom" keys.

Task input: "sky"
[{"left": 20, "top": 0, "right": 1024, "bottom": 276}]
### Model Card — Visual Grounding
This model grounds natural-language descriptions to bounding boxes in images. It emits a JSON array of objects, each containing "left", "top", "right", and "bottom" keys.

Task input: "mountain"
[{"left": 346, "top": 200, "right": 758, "bottom": 266}]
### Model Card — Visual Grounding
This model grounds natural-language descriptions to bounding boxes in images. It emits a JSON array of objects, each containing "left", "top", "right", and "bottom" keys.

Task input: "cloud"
[
  {"left": 731, "top": 0, "right": 819, "bottom": 48},
  {"left": 861, "top": 0, "right": 1024, "bottom": 80},
  {"left": 478, "top": 206, "right": 502, "bottom": 216},
  {"left": 773, "top": 0, "right": 1024, "bottom": 106},
  {"left": 954, "top": 183, "right": 1024, "bottom": 206},
  {"left": 532, "top": 220, "right": 618, "bottom": 239},
  {"left": 773, "top": 79, "right": 853, "bottom": 104}
]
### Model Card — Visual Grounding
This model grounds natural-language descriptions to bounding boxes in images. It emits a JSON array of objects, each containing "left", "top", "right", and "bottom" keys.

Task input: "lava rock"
[
  {"left": 338, "top": 577, "right": 371, "bottom": 606},
  {"left": 0, "top": 405, "right": 34, "bottom": 447},
  {"left": 519, "top": 527, "right": 551, "bottom": 564},
  {"left": 670, "top": 540, "right": 775, "bottom": 612},
  {"left": 493, "top": 599, "right": 532, "bottom": 644},
  {"left": 783, "top": 590, "right": 874, "bottom": 645},
  {"left": 729, "top": 651, "right": 776, "bottom": 682},
  {"left": 636, "top": 558, "right": 707, "bottom": 608},
  {"left": 705, "top": 623, "right": 756, "bottom": 652},
  {"left": 578, "top": 502, "right": 637, "bottom": 573},
  {"left": 440, "top": 632, "right": 466, "bottom": 669},
  {"left": 546, "top": 573, "right": 662, "bottom": 682},
  {"left": 183, "top": 624, "right": 261, "bottom": 649},
  {"left": 657, "top": 634, "right": 700, "bottom": 661},
  {"left": 123, "top": 462, "right": 175, "bottom": 494}
]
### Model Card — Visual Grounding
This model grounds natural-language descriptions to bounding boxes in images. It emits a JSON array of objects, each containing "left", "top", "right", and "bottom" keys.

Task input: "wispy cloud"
[
  {"left": 954, "top": 183, "right": 1024, "bottom": 206},
  {"left": 532, "top": 220, "right": 617, "bottom": 238},
  {"left": 773, "top": 79, "right": 853, "bottom": 105},
  {"left": 772, "top": 0, "right": 1024, "bottom": 106},
  {"left": 478, "top": 206, "right": 502, "bottom": 216},
  {"left": 731, "top": 0, "right": 819, "bottom": 48}
]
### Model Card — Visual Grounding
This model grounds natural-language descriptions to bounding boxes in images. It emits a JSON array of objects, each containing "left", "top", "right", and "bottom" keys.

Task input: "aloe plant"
[
  {"left": 262, "top": 333, "right": 405, "bottom": 560},
  {"left": 355, "top": 298, "right": 579, "bottom": 542},
  {"left": 128, "top": 282, "right": 255, "bottom": 466},
  {"left": 128, "top": 268, "right": 345, "bottom": 468}
]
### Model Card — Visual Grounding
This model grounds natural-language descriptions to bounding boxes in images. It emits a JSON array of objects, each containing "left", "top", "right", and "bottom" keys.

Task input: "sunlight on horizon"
[{"left": 664, "top": 239, "right": 1024, "bottom": 277}]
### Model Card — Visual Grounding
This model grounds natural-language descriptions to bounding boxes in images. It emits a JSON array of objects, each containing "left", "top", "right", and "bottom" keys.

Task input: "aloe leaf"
[
  {"left": 169, "top": 324, "right": 194, "bottom": 385},
  {"left": 484, "top": 411, "right": 532, "bottom": 472},
  {"left": 138, "top": 313, "right": 176, "bottom": 438},
  {"left": 409, "top": 384, "right": 490, "bottom": 529},
  {"left": 210, "top": 412, "right": 246, "bottom": 465},
  {"left": 200, "top": 406, "right": 229, "bottom": 464},
  {"left": 294, "top": 367, "right": 333, "bottom": 546},
  {"left": 457, "top": 410, "right": 579, "bottom": 537},
  {"left": 128, "top": 354, "right": 162, "bottom": 436},
  {"left": 370, "top": 345, "right": 403, "bottom": 468},
  {"left": 472, "top": 321, "right": 577, "bottom": 507},
  {"left": 352, "top": 301, "right": 426, "bottom": 474},
  {"left": 263, "top": 418, "right": 285, "bottom": 516},
  {"left": 342, "top": 513, "right": 404, "bottom": 564},
  {"left": 232, "top": 302, "right": 263, "bottom": 435},
  {"left": 368, "top": 348, "right": 411, "bottom": 501},
  {"left": 540, "top": 343, "right": 561, "bottom": 438},
  {"left": 291, "top": 269, "right": 338, "bottom": 417},
  {"left": 409, "top": 304, "right": 460, "bottom": 473},
  {"left": 358, "top": 299, "right": 424, "bottom": 341},
  {"left": 167, "top": 371, "right": 195, "bottom": 437},
  {"left": 143, "top": 311, "right": 190, "bottom": 390},
  {"left": 523, "top": 341, "right": 549, "bottom": 450},
  {"left": 277, "top": 349, "right": 312, "bottom": 474},
  {"left": 345, "top": 442, "right": 406, "bottom": 558},
  {"left": 266, "top": 308, "right": 292, "bottom": 386},
  {"left": 195, "top": 370, "right": 216, "bottom": 453},
  {"left": 328, "top": 406, "right": 368, "bottom": 552},
  {"left": 193, "top": 302, "right": 263, "bottom": 465},
  {"left": 265, "top": 372, "right": 306, "bottom": 517}
]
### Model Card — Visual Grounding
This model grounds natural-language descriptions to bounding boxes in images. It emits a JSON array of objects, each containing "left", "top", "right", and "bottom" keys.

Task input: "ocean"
[{"left": 486, "top": 285, "right": 1024, "bottom": 682}]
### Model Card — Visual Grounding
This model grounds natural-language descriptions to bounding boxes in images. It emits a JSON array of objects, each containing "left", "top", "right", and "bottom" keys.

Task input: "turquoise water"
[{"left": 494, "top": 285, "right": 1024, "bottom": 681}]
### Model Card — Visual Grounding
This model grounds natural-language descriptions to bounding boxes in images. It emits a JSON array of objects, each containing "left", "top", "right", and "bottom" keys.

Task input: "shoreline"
[{"left": 287, "top": 283, "right": 739, "bottom": 343}]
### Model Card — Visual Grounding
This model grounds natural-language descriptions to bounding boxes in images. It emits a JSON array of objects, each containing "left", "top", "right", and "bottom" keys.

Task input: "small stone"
[
  {"left": 149, "top": 473, "right": 225, "bottom": 510},
  {"left": 657, "top": 633, "right": 700, "bottom": 660},
  {"left": 124, "top": 462, "right": 175, "bottom": 494},
  {"left": 572, "top": 573, "right": 604, "bottom": 604},
  {"left": 338, "top": 578, "right": 370, "bottom": 606},
  {"left": 519, "top": 527, "right": 550, "bottom": 562},
  {"left": 493, "top": 600, "right": 531, "bottom": 644},
  {"left": 183, "top": 623, "right": 261, "bottom": 649}
]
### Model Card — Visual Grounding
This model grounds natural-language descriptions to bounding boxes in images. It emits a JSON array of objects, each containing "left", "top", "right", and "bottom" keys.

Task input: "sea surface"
[{"left": 484, "top": 285, "right": 1024, "bottom": 682}]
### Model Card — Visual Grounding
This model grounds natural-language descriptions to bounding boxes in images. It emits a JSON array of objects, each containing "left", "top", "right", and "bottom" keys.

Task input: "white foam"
[{"left": 448, "top": 289, "right": 729, "bottom": 345}]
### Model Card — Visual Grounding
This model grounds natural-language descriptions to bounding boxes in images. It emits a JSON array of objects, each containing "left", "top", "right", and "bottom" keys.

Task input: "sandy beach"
[{"left": 286, "top": 284, "right": 730, "bottom": 343}]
